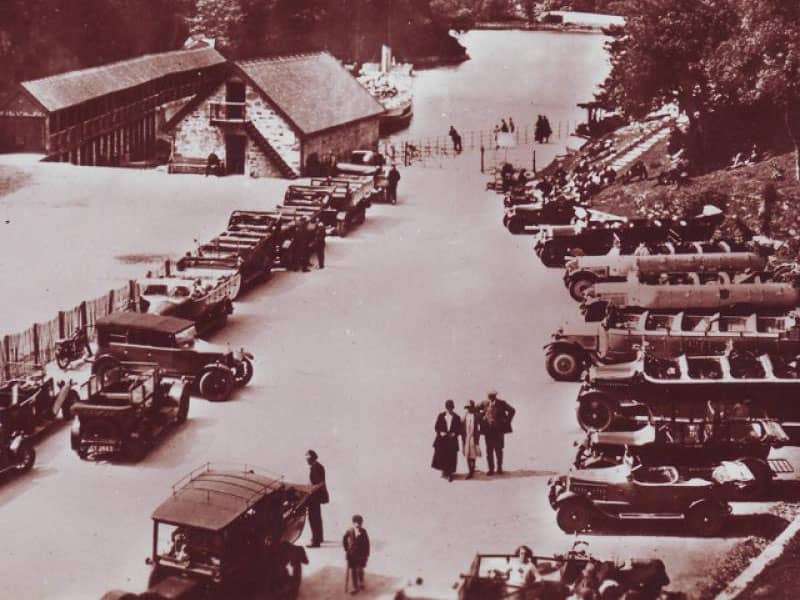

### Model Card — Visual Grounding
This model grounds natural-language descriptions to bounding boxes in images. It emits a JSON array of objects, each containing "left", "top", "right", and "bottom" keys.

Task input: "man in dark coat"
[
  {"left": 306, "top": 449, "right": 329, "bottom": 548},
  {"left": 432, "top": 399, "right": 462, "bottom": 482},
  {"left": 343, "top": 514, "right": 370, "bottom": 594},
  {"left": 313, "top": 221, "right": 326, "bottom": 269},
  {"left": 478, "top": 390, "right": 515, "bottom": 475},
  {"left": 387, "top": 165, "right": 401, "bottom": 203}
]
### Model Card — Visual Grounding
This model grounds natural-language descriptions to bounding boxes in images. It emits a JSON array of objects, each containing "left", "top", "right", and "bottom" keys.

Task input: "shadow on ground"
[
  {"left": 299, "top": 566, "right": 400, "bottom": 599},
  {"left": 582, "top": 512, "right": 789, "bottom": 540}
]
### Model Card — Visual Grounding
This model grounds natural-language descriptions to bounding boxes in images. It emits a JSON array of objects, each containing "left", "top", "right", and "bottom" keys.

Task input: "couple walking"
[{"left": 431, "top": 391, "right": 515, "bottom": 481}]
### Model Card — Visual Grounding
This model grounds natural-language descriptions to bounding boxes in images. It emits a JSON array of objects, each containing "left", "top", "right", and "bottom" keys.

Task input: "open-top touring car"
[{"left": 137, "top": 277, "right": 233, "bottom": 336}]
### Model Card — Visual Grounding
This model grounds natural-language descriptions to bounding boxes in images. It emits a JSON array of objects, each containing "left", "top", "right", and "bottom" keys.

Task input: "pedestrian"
[
  {"left": 478, "top": 390, "right": 515, "bottom": 475},
  {"left": 205, "top": 151, "right": 221, "bottom": 177},
  {"left": 509, "top": 117, "right": 515, "bottom": 133},
  {"left": 343, "top": 514, "right": 370, "bottom": 594},
  {"left": 449, "top": 126, "right": 463, "bottom": 153},
  {"left": 292, "top": 217, "right": 311, "bottom": 272},
  {"left": 305, "top": 450, "right": 329, "bottom": 548},
  {"left": 461, "top": 400, "right": 481, "bottom": 479},
  {"left": 313, "top": 221, "right": 326, "bottom": 269},
  {"left": 542, "top": 116, "right": 553, "bottom": 143},
  {"left": 387, "top": 164, "right": 401, "bottom": 204},
  {"left": 500, "top": 119, "right": 509, "bottom": 133},
  {"left": 432, "top": 399, "right": 461, "bottom": 482}
]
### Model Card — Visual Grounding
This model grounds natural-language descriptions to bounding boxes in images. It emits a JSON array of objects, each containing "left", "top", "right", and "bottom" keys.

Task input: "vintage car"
[
  {"left": 335, "top": 151, "right": 390, "bottom": 201},
  {"left": 532, "top": 204, "right": 726, "bottom": 267},
  {"left": 574, "top": 417, "right": 792, "bottom": 498},
  {"left": 544, "top": 310, "right": 800, "bottom": 381},
  {"left": 563, "top": 252, "right": 770, "bottom": 301},
  {"left": 453, "top": 542, "right": 672, "bottom": 600},
  {"left": 0, "top": 428, "right": 36, "bottom": 478},
  {"left": 576, "top": 351, "right": 800, "bottom": 436},
  {"left": 504, "top": 202, "right": 624, "bottom": 234},
  {"left": 70, "top": 368, "right": 190, "bottom": 461},
  {"left": 327, "top": 173, "right": 387, "bottom": 204},
  {"left": 581, "top": 279, "right": 800, "bottom": 321},
  {"left": 91, "top": 312, "right": 253, "bottom": 402},
  {"left": 283, "top": 183, "right": 367, "bottom": 237},
  {"left": 226, "top": 209, "right": 317, "bottom": 271},
  {"left": 100, "top": 464, "right": 313, "bottom": 600},
  {"left": 137, "top": 277, "right": 233, "bottom": 336},
  {"left": 310, "top": 175, "right": 378, "bottom": 207},
  {"left": 548, "top": 461, "right": 740, "bottom": 535},
  {"left": 0, "top": 370, "right": 78, "bottom": 435}
]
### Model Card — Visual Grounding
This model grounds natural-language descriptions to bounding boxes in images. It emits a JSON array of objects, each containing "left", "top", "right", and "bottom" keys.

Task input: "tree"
[{"left": 709, "top": 1, "right": 800, "bottom": 179}]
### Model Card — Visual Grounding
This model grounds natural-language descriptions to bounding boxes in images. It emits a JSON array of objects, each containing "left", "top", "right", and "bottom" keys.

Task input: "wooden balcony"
[{"left": 209, "top": 102, "right": 247, "bottom": 124}]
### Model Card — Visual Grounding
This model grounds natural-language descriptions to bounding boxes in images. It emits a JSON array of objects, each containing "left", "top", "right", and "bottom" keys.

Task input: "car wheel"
[
  {"left": 569, "top": 277, "right": 595, "bottom": 302},
  {"left": 199, "top": 368, "right": 235, "bottom": 402},
  {"left": 14, "top": 443, "right": 35, "bottom": 473},
  {"left": 556, "top": 500, "right": 593, "bottom": 534},
  {"left": 540, "top": 244, "right": 565, "bottom": 268},
  {"left": 546, "top": 349, "right": 584, "bottom": 382},
  {"left": 233, "top": 358, "right": 254, "bottom": 387},
  {"left": 506, "top": 217, "right": 524, "bottom": 235},
  {"left": 577, "top": 395, "right": 614, "bottom": 431},
  {"left": 686, "top": 501, "right": 726, "bottom": 536},
  {"left": 175, "top": 386, "right": 190, "bottom": 425},
  {"left": 125, "top": 438, "right": 147, "bottom": 463}
]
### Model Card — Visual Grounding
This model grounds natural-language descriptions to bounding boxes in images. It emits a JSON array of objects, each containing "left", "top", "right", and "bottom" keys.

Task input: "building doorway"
[{"left": 226, "top": 135, "right": 246, "bottom": 174}]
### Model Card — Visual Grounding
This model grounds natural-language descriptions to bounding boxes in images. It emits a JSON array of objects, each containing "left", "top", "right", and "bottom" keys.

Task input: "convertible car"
[{"left": 548, "top": 461, "right": 741, "bottom": 535}]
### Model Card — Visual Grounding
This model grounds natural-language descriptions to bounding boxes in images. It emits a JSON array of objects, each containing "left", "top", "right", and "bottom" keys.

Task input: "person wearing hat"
[
  {"left": 431, "top": 400, "right": 462, "bottom": 482},
  {"left": 478, "top": 390, "right": 515, "bottom": 475},
  {"left": 305, "top": 449, "right": 329, "bottom": 548},
  {"left": 461, "top": 400, "right": 481, "bottom": 479},
  {"left": 343, "top": 514, "right": 370, "bottom": 594}
]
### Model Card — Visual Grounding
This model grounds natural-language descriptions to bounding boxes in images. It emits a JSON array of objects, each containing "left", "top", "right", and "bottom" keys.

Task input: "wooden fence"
[{"left": 0, "top": 281, "right": 137, "bottom": 381}]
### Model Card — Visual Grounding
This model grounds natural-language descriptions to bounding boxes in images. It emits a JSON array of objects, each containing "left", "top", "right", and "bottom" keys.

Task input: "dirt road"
[{"left": 0, "top": 157, "right": 795, "bottom": 599}]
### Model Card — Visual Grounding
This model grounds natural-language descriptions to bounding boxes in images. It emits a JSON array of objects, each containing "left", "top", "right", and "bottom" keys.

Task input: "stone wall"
[
  {"left": 302, "top": 119, "right": 380, "bottom": 174},
  {"left": 245, "top": 87, "right": 301, "bottom": 175},
  {"left": 172, "top": 83, "right": 227, "bottom": 160}
]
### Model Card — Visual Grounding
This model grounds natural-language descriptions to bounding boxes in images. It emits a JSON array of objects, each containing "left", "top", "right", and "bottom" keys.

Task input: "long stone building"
[
  {"left": 167, "top": 52, "right": 385, "bottom": 178},
  {"left": 0, "top": 46, "right": 227, "bottom": 164}
]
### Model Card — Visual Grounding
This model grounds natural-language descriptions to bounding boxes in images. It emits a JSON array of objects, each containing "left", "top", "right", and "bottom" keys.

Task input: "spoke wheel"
[
  {"left": 557, "top": 501, "right": 593, "bottom": 534},
  {"left": 577, "top": 395, "right": 614, "bottom": 431},
  {"left": 199, "top": 368, "right": 235, "bottom": 402},
  {"left": 546, "top": 350, "right": 584, "bottom": 382},
  {"left": 569, "top": 277, "right": 595, "bottom": 302}
]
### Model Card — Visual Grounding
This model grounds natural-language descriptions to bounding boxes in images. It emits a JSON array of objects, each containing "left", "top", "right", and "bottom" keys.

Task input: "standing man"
[
  {"left": 387, "top": 164, "right": 401, "bottom": 204},
  {"left": 431, "top": 400, "right": 462, "bottom": 482},
  {"left": 343, "top": 514, "right": 370, "bottom": 594},
  {"left": 478, "top": 390, "right": 515, "bottom": 475},
  {"left": 313, "top": 221, "right": 326, "bottom": 269},
  {"left": 305, "top": 450, "right": 329, "bottom": 548}
]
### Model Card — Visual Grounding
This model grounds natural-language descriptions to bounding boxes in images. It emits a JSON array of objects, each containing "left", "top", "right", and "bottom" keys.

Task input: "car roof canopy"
[
  {"left": 152, "top": 466, "right": 286, "bottom": 531},
  {"left": 96, "top": 312, "right": 194, "bottom": 334}
]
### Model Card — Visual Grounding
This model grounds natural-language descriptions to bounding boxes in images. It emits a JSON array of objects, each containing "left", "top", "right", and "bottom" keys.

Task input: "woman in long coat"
[
  {"left": 432, "top": 399, "right": 461, "bottom": 482},
  {"left": 461, "top": 400, "right": 482, "bottom": 479}
]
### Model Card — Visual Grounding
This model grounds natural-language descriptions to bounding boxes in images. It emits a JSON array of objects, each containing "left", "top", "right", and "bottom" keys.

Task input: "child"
[{"left": 343, "top": 514, "right": 371, "bottom": 594}]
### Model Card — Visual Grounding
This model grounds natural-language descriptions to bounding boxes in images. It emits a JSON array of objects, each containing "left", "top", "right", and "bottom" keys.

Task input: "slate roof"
[
  {"left": 237, "top": 52, "right": 385, "bottom": 136},
  {"left": 21, "top": 47, "right": 226, "bottom": 113}
]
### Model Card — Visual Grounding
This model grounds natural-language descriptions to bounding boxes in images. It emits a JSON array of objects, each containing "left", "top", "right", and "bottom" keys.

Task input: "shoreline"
[{"left": 474, "top": 20, "right": 609, "bottom": 34}]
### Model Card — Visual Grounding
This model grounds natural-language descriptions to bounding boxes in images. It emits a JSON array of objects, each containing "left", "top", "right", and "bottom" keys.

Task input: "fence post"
[
  {"left": 533, "top": 149, "right": 537, "bottom": 174},
  {"left": 480, "top": 146, "right": 485, "bottom": 173},
  {"left": 79, "top": 301, "right": 88, "bottom": 328},
  {"left": 58, "top": 311, "right": 66, "bottom": 339},
  {"left": 558, "top": 121, "right": 562, "bottom": 140},
  {"left": 165, "top": 259, "right": 171, "bottom": 277},
  {"left": 129, "top": 280, "right": 138, "bottom": 311},
  {"left": 32, "top": 324, "right": 40, "bottom": 367},
  {"left": 3, "top": 335, "right": 11, "bottom": 381}
]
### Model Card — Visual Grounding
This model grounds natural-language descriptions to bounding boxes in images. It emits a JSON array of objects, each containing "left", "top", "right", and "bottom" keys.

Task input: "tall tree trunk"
[{"left": 785, "top": 106, "right": 800, "bottom": 181}]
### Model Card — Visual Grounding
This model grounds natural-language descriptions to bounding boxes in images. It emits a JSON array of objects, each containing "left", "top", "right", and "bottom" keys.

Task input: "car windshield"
[
  {"left": 174, "top": 327, "right": 197, "bottom": 349},
  {"left": 156, "top": 523, "right": 223, "bottom": 570}
]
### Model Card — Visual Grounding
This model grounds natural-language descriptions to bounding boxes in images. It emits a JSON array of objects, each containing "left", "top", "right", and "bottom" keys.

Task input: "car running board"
[{"left": 616, "top": 513, "right": 684, "bottom": 520}]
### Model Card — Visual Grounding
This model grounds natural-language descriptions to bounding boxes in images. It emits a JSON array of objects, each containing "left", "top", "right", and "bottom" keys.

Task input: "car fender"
[
  {"left": 544, "top": 341, "right": 592, "bottom": 363},
  {"left": 688, "top": 498, "right": 731, "bottom": 514},
  {"left": 555, "top": 490, "right": 590, "bottom": 508},
  {"left": 566, "top": 270, "right": 598, "bottom": 286}
]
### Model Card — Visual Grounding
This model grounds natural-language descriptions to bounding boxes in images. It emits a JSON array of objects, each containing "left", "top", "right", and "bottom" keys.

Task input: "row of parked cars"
[
  {"left": 0, "top": 153, "right": 394, "bottom": 599},
  {"left": 489, "top": 164, "right": 799, "bottom": 544}
]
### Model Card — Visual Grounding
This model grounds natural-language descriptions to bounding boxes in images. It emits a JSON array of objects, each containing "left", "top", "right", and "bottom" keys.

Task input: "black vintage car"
[
  {"left": 0, "top": 370, "right": 78, "bottom": 434},
  {"left": 70, "top": 368, "right": 190, "bottom": 461},
  {"left": 503, "top": 201, "right": 622, "bottom": 234},
  {"left": 101, "top": 464, "right": 313, "bottom": 600},
  {"left": 576, "top": 351, "right": 800, "bottom": 438},
  {"left": 533, "top": 205, "right": 725, "bottom": 267},
  {"left": 91, "top": 312, "right": 253, "bottom": 402},
  {"left": 544, "top": 310, "right": 800, "bottom": 382},
  {"left": 574, "top": 418, "right": 792, "bottom": 498},
  {"left": 548, "top": 461, "right": 741, "bottom": 536}
]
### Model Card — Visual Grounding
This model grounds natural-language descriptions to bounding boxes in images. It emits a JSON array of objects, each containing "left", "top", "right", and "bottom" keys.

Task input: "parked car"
[
  {"left": 336, "top": 151, "right": 390, "bottom": 202},
  {"left": 92, "top": 312, "right": 253, "bottom": 402},
  {"left": 0, "top": 370, "right": 78, "bottom": 434},
  {"left": 563, "top": 252, "right": 770, "bottom": 302},
  {"left": 574, "top": 417, "right": 792, "bottom": 498},
  {"left": 544, "top": 309, "right": 800, "bottom": 381},
  {"left": 70, "top": 368, "right": 190, "bottom": 461},
  {"left": 310, "top": 175, "right": 378, "bottom": 207},
  {"left": 283, "top": 184, "right": 367, "bottom": 237},
  {"left": 532, "top": 205, "right": 725, "bottom": 268},
  {"left": 0, "top": 428, "right": 36, "bottom": 478},
  {"left": 137, "top": 277, "right": 233, "bottom": 336},
  {"left": 456, "top": 542, "right": 672, "bottom": 600},
  {"left": 100, "top": 464, "right": 313, "bottom": 600},
  {"left": 581, "top": 280, "right": 800, "bottom": 321},
  {"left": 503, "top": 202, "right": 624, "bottom": 235},
  {"left": 576, "top": 350, "right": 800, "bottom": 436},
  {"left": 226, "top": 209, "right": 318, "bottom": 271},
  {"left": 547, "top": 461, "right": 741, "bottom": 535}
]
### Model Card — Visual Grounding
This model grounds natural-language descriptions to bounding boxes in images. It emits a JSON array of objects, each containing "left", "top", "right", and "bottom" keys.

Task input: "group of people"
[
  {"left": 304, "top": 450, "right": 371, "bottom": 595},
  {"left": 534, "top": 115, "right": 552, "bottom": 144},
  {"left": 287, "top": 217, "right": 326, "bottom": 272},
  {"left": 431, "top": 390, "right": 516, "bottom": 481}
]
